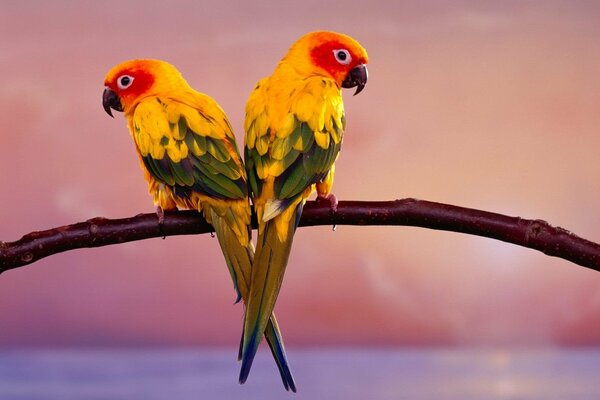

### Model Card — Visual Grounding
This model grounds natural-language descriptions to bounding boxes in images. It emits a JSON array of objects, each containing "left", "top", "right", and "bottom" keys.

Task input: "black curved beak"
[
  {"left": 342, "top": 64, "right": 368, "bottom": 96},
  {"left": 102, "top": 87, "right": 123, "bottom": 118}
]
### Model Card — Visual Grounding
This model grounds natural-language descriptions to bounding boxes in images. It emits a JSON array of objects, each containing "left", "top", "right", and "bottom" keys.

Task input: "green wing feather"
[
  {"left": 135, "top": 97, "right": 247, "bottom": 200},
  {"left": 244, "top": 78, "right": 344, "bottom": 201},
  {"left": 273, "top": 119, "right": 341, "bottom": 199}
]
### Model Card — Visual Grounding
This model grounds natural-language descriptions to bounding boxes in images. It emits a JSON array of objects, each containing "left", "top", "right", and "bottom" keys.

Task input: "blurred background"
[{"left": 1, "top": 0, "right": 600, "bottom": 398}]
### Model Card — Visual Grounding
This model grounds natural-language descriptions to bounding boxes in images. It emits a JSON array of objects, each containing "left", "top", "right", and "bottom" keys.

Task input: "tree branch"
[{"left": 1, "top": 198, "right": 599, "bottom": 274}]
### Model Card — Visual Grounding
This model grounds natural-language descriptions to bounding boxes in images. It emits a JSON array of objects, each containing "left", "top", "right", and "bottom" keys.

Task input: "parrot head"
[
  {"left": 283, "top": 31, "right": 369, "bottom": 95},
  {"left": 103, "top": 59, "right": 187, "bottom": 117}
]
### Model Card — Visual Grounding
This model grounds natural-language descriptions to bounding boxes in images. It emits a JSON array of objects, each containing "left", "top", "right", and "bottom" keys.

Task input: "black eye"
[
  {"left": 333, "top": 49, "right": 351, "bottom": 65},
  {"left": 117, "top": 75, "right": 134, "bottom": 90}
]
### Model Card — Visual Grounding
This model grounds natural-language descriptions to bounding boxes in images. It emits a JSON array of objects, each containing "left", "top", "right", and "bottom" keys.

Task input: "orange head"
[
  {"left": 102, "top": 59, "right": 189, "bottom": 117},
  {"left": 281, "top": 31, "right": 369, "bottom": 95}
]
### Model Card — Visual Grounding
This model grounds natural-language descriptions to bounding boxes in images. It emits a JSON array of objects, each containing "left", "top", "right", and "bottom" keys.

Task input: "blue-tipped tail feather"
[
  {"left": 210, "top": 210, "right": 296, "bottom": 391},
  {"left": 239, "top": 203, "right": 302, "bottom": 387}
]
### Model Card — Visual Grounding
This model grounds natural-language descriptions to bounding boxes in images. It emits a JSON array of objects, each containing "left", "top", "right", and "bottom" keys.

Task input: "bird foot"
[
  {"left": 155, "top": 206, "right": 167, "bottom": 239},
  {"left": 156, "top": 206, "right": 165, "bottom": 225},
  {"left": 316, "top": 193, "right": 338, "bottom": 214}
]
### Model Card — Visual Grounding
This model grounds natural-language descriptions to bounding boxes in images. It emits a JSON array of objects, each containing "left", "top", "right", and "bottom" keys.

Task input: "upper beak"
[
  {"left": 342, "top": 64, "right": 368, "bottom": 96},
  {"left": 102, "top": 87, "right": 123, "bottom": 117}
]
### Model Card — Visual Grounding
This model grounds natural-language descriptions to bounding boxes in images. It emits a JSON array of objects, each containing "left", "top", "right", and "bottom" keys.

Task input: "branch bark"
[{"left": 1, "top": 198, "right": 599, "bottom": 274}]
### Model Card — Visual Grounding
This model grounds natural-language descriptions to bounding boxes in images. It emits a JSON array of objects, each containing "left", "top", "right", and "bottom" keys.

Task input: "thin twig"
[{"left": 1, "top": 199, "right": 599, "bottom": 274}]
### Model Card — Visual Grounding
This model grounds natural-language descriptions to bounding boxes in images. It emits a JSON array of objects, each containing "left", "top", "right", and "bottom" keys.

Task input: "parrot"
[
  {"left": 240, "top": 31, "right": 369, "bottom": 383},
  {"left": 102, "top": 59, "right": 296, "bottom": 391}
]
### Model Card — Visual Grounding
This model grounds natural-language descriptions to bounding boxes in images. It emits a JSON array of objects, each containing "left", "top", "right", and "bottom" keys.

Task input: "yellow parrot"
[
  {"left": 240, "top": 32, "right": 369, "bottom": 382},
  {"left": 102, "top": 59, "right": 295, "bottom": 391}
]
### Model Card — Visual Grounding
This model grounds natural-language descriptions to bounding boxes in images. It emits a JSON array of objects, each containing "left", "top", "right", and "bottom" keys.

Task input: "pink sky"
[{"left": 1, "top": 1, "right": 600, "bottom": 347}]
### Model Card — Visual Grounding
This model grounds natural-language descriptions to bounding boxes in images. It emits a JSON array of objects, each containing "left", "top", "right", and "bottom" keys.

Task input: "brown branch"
[{"left": 1, "top": 198, "right": 599, "bottom": 274}]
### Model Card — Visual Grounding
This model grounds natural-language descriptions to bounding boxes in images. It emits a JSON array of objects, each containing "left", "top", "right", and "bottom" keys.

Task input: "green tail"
[
  {"left": 238, "top": 204, "right": 301, "bottom": 386},
  {"left": 210, "top": 210, "right": 296, "bottom": 392}
]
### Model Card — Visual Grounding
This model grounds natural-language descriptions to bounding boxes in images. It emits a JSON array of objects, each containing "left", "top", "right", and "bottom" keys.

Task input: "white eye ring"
[
  {"left": 117, "top": 75, "right": 134, "bottom": 90},
  {"left": 333, "top": 49, "right": 352, "bottom": 65}
]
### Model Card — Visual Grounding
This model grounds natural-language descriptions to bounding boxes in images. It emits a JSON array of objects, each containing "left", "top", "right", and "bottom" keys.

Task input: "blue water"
[{"left": 0, "top": 348, "right": 599, "bottom": 399}]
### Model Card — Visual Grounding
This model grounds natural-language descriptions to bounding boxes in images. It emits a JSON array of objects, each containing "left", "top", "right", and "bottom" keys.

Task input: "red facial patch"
[
  {"left": 310, "top": 40, "right": 360, "bottom": 80},
  {"left": 107, "top": 66, "right": 155, "bottom": 100}
]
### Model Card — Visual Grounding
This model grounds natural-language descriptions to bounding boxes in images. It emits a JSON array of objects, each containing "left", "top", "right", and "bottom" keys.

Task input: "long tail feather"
[
  {"left": 238, "top": 203, "right": 301, "bottom": 385},
  {"left": 210, "top": 210, "right": 296, "bottom": 392}
]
